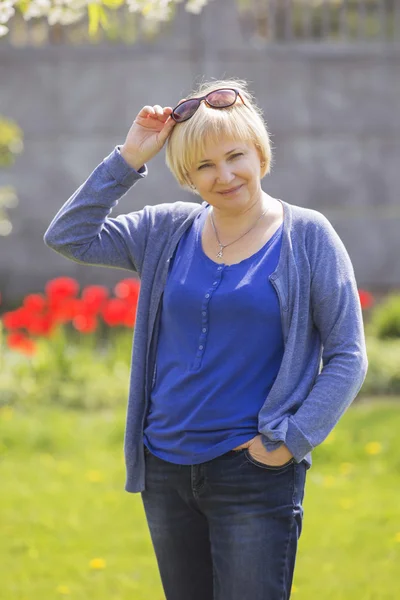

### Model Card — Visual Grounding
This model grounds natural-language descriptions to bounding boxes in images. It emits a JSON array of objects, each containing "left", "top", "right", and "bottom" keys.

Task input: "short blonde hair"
[{"left": 165, "top": 78, "right": 273, "bottom": 193}]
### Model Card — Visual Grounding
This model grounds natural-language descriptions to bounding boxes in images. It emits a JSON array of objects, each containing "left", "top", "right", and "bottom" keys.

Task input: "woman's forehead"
[{"left": 193, "top": 136, "right": 252, "bottom": 161}]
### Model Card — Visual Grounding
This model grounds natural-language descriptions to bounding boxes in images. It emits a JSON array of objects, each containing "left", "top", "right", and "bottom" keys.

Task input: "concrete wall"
[{"left": 1, "top": 0, "right": 399, "bottom": 305}]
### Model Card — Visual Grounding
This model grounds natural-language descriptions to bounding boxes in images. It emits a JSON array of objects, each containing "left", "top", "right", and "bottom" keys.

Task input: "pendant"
[{"left": 217, "top": 248, "right": 224, "bottom": 259}]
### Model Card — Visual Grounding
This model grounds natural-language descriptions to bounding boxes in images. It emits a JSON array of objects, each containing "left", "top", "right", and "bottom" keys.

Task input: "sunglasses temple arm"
[{"left": 238, "top": 92, "right": 247, "bottom": 107}]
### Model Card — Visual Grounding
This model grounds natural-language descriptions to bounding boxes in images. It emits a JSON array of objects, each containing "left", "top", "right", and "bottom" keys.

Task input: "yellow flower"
[
  {"left": 86, "top": 470, "right": 104, "bottom": 483},
  {"left": 339, "top": 497, "right": 355, "bottom": 510},
  {"left": 339, "top": 462, "right": 354, "bottom": 475},
  {"left": 323, "top": 475, "right": 336, "bottom": 488},
  {"left": 0, "top": 406, "right": 13, "bottom": 421},
  {"left": 365, "top": 441, "right": 382, "bottom": 455},
  {"left": 89, "top": 557, "right": 106, "bottom": 570},
  {"left": 56, "top": 585, "right": 70, "bottom": 595},
  {"left": 395, "top": 532, "right": 400, "bottom": 543}
]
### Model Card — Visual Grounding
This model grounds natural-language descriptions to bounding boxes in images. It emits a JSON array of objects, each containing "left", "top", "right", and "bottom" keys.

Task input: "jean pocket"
[{"left": 243, "top": 448, "right": 295, "bottom": 471}]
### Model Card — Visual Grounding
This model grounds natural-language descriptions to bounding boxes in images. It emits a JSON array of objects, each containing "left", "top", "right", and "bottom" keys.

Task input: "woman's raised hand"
[{"left": 120, "top": 101, "right": 184, "bottom": 171}]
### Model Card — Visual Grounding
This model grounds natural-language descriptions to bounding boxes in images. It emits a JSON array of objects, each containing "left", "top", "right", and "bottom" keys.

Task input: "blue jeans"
[{"left": 141, "top": 445, "right": 307, "bottom": 600}]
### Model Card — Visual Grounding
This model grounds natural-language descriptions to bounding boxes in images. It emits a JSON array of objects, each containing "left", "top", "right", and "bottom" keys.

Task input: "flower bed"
[{"left": 1, "top": 281, "right": 399, "bottom": 408}]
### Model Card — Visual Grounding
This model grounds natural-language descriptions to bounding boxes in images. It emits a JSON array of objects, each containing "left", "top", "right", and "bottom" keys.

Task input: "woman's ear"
[
  {"left": 254, "top": 143, "right": 263, "bottom": 163},
  {"left": 255, "top": 143, "right": 267, "bottom": 174}
]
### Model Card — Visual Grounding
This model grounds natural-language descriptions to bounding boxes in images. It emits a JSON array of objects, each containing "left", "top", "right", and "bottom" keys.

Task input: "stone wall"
[{"left": 1, "top": 0, "right": 399, "bottom": 304}]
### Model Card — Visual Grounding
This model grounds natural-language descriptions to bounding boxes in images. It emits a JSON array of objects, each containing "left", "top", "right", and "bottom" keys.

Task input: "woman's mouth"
[{"left": 218, "top": 184, "right": 244, "bottom": 196}]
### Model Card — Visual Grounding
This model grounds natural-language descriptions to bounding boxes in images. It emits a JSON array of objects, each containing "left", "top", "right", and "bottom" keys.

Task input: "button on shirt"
[{"left": 143, "top": 206, "right": 284, "bottom": 464}]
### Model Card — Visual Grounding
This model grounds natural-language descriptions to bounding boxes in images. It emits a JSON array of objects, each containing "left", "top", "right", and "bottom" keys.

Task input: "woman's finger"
[
  {"left": 153, "top": 105, "right": 164, "bottom": 117},
  {"left": 139, "top": 105, "right": 155, "bottom": 116},
  {"left": 159, "top": 107, "right": 174, "bottom": 123}
]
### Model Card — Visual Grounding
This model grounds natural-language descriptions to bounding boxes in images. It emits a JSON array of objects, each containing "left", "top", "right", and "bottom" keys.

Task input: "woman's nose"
[{"left": 216, "top": 164, "right": 235, "bottom": 183}]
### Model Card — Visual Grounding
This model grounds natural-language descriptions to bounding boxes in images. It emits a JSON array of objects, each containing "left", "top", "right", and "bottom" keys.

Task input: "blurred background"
[
  {"left": 1, "top": 0, "right": 400, "bottom": 299},
  {"left": 1, "top": 1, "right": 400, "bottom": 599}
]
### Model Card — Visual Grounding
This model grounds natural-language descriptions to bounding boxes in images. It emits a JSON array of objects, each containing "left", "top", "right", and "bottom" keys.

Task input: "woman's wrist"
[{"left": 119, "top": 145, "right": 145, "bottom": 172}]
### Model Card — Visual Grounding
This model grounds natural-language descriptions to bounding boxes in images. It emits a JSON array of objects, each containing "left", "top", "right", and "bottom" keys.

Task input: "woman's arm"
[
  {"left": 282, "top": 214, "right": 369, "bottom": 462},
  {"left": 43, "top": 146, "right": 150, "bottom": 274}
]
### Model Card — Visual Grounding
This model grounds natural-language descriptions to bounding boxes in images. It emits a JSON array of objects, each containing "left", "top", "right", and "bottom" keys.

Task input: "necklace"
[{"left": 210, "top": 204, "right": 271, "bottom": 259}]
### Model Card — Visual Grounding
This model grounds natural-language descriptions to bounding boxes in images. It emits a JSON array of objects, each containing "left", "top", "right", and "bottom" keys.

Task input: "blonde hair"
[{"left": 165, "top": 78, "right": 273, "bottom": 193}]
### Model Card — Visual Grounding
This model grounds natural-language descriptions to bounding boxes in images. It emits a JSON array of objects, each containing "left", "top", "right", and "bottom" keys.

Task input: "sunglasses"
[{"left": 171, "top": 88, "right": 247, "bottom": 123}]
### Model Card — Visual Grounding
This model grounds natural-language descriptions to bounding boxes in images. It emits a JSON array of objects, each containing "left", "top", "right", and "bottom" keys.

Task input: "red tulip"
[
  {"left": 2, "top": 307, "right": 31, "bottom": 330},
  {"left": 23, "top": 294, "right": 47, "bottom": 313},
  {"left": 45, "top": 277, "right": 80, "bottom": 301},
  {"left": 81, "top": 285, "right": 109, "bottom": 313},
  {"left": 72, "top": 298, "right": 99, "bottom": 327},
  {"left": 7, "top": 332, "right": 36, "bottom": 355},
  {"left": 122, "top": 305, "right": 137, "bottom": 327},
  {"left": 2, "top": 276, "right": 141, "bottom": 355},
  {"left": 25, "top": 313, "right": 55, "bottom": 336},
  {"left": 73, "top": 314, "right": 98, "bottom": 333},
  {"left": 101, "top": 298, "right": 130, "bottom": 327},
  {"left": 359, "top": 289, "right": 374, "bottom": 310},
  {"left": 51, "top": 298, "right": 81, "bottom": 324},
  {"left": 114, "top": 278, "right": 140, "bottom": 304}
]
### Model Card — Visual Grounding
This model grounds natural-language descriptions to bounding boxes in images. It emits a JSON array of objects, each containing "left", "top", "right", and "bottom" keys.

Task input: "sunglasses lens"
[
  {"left": 172, "top": 99, "right": 200, "bottom": 122},
  {"left": 206, "top": 89, "right": 237, "bottom": 107},
  {"left": 172, "top": 89, "right": 239, "bottom": 123}
]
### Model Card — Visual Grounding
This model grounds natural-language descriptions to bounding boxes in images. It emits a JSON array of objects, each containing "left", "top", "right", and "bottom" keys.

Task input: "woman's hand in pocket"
[{"left": 234, "top": 435, "right": 294, "bottom": 466}]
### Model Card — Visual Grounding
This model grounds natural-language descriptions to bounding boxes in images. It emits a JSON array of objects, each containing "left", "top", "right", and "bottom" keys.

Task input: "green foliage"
[
  {"left": 0, "top": 327, "right": 133, "bottom": 410},
  {"left": 362, "top": 336, "right": 400, "bottom": 395},
  {"left": 366, "top": 293, "right": 400, "bottom": 340},
  {"left": 1, "top": 328, "right": 400, "bottom": 411},
  {"left": 0, "top": 116, "right": 22, "bottom": 235},
  {"left": 0, "top": 116, "right": 23, "bottom": 168},
  {"left": 2, "top": 0, "right": 196, "bottom": 42},
  {"left": 88, "top": 3, "right": 109, "bottom": 37},
  {"left": 0, "top": 185, "right": 18, "bottom": 236}
]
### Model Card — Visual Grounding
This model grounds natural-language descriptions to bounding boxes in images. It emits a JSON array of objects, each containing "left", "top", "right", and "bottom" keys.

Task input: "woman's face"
[{"left": 187, "top": 137, "right": 264, "bottom": 212}]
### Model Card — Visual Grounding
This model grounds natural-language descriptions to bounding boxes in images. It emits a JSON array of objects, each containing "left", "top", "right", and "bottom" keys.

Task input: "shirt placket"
[{"left": 192, "top": 263, "right": 225, "bottom": 370}]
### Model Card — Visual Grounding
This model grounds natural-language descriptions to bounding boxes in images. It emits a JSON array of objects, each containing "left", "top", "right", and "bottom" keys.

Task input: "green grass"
[{"left": 1, "top": 398, "right": 400, "bottom": 599}]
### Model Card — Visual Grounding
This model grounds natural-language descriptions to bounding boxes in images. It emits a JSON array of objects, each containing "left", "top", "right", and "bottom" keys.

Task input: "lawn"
[{"left": 1, "top": 398, "right": 400, "bottom": 599}]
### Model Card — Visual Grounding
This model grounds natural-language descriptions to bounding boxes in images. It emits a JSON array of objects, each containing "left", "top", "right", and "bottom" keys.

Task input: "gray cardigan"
[{"left": 44, "top": 146, "right": 368, "bottom": 493}]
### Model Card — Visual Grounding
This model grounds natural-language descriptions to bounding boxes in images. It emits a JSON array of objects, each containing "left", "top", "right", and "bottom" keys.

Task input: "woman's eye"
[{"left": 198, "top": 153, "right": 243, "bottom": 170}]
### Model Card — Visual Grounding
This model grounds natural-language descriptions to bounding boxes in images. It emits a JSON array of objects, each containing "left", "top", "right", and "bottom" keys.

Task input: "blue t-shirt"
[{"left": 143, "top": 206, "right": 284, "bottom": 464}]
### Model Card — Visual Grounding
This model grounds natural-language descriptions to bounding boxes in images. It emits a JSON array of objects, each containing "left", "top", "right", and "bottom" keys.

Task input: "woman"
[{"left": 44, "top": 78, "right": 368, "bottom": 600}]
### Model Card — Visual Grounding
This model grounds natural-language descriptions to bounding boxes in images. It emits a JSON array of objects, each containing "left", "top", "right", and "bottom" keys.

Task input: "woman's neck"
[{"left": 208, "top": 191, "right": 276, "bottom": 239}]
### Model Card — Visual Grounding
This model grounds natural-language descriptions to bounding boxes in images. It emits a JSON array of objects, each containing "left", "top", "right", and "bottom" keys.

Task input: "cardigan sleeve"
[
  {"left": 43, "top": 146, "right": 150, "bottom": 274},
  {"left": 282, "top": 213, "right": 369, "bottom": 461}
]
